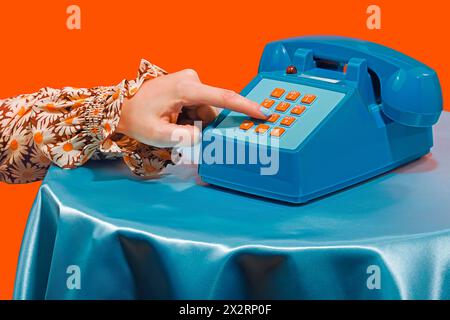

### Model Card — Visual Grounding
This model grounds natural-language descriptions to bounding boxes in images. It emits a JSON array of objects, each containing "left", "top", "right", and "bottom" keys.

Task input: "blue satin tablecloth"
[{"left": 14, "top": 113, "right": 450, "bottom": 300}]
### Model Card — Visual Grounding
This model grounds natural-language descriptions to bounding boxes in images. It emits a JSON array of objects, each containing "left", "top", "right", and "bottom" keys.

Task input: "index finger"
[{"left": 179, "top": 82, "right": 271, "bottom": 119}]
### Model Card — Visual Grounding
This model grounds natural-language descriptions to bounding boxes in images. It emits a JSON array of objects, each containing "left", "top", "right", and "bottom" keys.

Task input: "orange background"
[{"left": 0, "top": 0, "right": 447, "bottom": 299}]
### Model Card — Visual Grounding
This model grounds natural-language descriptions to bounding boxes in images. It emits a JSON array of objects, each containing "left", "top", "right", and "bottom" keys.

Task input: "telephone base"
[
  {"left": 198, "top": 36, "right": 442, "bottom": 204},
  {"left": 201, "top": 151, "right": 429, "bottom": 204}
]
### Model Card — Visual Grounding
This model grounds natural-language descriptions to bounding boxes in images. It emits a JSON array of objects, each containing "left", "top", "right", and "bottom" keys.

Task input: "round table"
[{"left": 14, "top": 113, "right": 450, "bottom": 300}]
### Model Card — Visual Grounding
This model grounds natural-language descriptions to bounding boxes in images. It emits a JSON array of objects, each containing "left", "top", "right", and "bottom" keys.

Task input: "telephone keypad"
[
  {"left": 261, "top": 99, "right": 275, "bottom": 108},
  {"left": 275, "top": 102, "right": 291, "bottom": 112},
  {"left": 291, "top": 106, "right": 306, "bottom": 115},
  {"left": 285, "top": 91, "right": 301, "bottom": 101},
  {"left": 301, "top": 94, "right": 317, "bottom": 104},
  {"left": 270, "top": 88, "right": 286, "bottom": 98},
  {"left": 217, "top": 79, "right": 345, "bottom": 150},
  {"left": 239, "top": 120, "right": 254, "bottom": 131},
  {"left": 270, "top": 127, "right": 286, "bottom": 137},
  {"left": 241, "top": 86, "right": 317, "bottom": 138},
  {"left": 280, "top": 116, "right": 296, "bottom": 126},
  {"left": 266, "top": 113, "right": 280, "bottom": 123},
  {"left": 255, "top": 124, "right": 270, "bottom": 134}
]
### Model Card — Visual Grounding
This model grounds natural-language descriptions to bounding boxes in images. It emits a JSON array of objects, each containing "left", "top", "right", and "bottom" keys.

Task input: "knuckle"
[{"left": 181, "top": 68, "right": 199, "bottom": 80}]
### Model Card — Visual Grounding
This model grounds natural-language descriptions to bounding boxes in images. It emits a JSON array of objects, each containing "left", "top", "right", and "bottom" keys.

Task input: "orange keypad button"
[
  {"left": 280, "top": 116, "right": 296, "bottom": 126},
  {"left": 270, "top": 127, "right": 286, "bottom": 137},
  {"left": 285, "top": 91, "right": 301, "bottom": 101},
  {"left": 291, "top": 105, "right": 306, "bottom": 115},
  {"left": 266, "top": 113, "right": 280, "bottom": 123},
  {"left": 261, "top": 99, "right": 275, "bottom": 108},
  {"left": 275, "top": 102, "right": 291, "bottom": 112},
  {"left": 255, "top": 124, "right": 270, "bottom": 134},
  {"left": 301, "top": 94, "right": 317, "bottom": 104},
  {"left": 270, "top": 88, "right": 286, "bottom": 98},
  {"left": 239, "top": 120, "right": 254, "bottom": 131}
]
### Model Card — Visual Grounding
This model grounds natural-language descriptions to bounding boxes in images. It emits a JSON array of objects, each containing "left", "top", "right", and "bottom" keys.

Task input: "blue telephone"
[{"left": 198, "top": 36, "right": 443, "bottom": 203}]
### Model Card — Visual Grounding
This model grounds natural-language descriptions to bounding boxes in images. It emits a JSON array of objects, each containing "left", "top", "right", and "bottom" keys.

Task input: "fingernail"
[{"left": 259, "top": 107, "right": 272, "bottom": 117}]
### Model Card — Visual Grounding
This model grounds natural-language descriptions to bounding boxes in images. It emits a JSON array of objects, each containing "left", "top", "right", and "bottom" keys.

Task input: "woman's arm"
[
  {"left": 0, "top": 59, "right": 170, "bottom": 183},
  {"left": 0, "top": 59, "right": 269, "bottom": 184}
]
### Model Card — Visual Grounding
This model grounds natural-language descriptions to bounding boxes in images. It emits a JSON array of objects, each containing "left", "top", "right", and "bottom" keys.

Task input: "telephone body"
[{"left": 198, "top": 36, "right": 443, "bottom": 203}]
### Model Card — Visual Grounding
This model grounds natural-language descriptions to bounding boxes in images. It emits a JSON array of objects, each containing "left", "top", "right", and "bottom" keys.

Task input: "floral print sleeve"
[{"left": 0, "top": 59, "right": 174, "bottom": 184}]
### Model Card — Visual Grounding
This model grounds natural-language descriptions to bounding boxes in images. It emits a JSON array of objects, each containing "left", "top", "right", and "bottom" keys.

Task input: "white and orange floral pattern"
[{"left": 0, "top": 59, "right": 174, "bottom": 184}]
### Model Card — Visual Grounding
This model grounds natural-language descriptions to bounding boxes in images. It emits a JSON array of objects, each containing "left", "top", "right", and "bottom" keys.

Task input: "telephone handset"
[
  {"left": 259, "top": 36, "right": 443, "bottom": 127},
  {"left": 199, "top": 36, "right": 443, "bottom": 203}
]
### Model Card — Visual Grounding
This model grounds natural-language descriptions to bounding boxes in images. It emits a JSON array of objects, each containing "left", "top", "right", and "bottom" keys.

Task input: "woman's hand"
[{"left": 116, "top": 69, "right": 270, "bottom": 147}]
